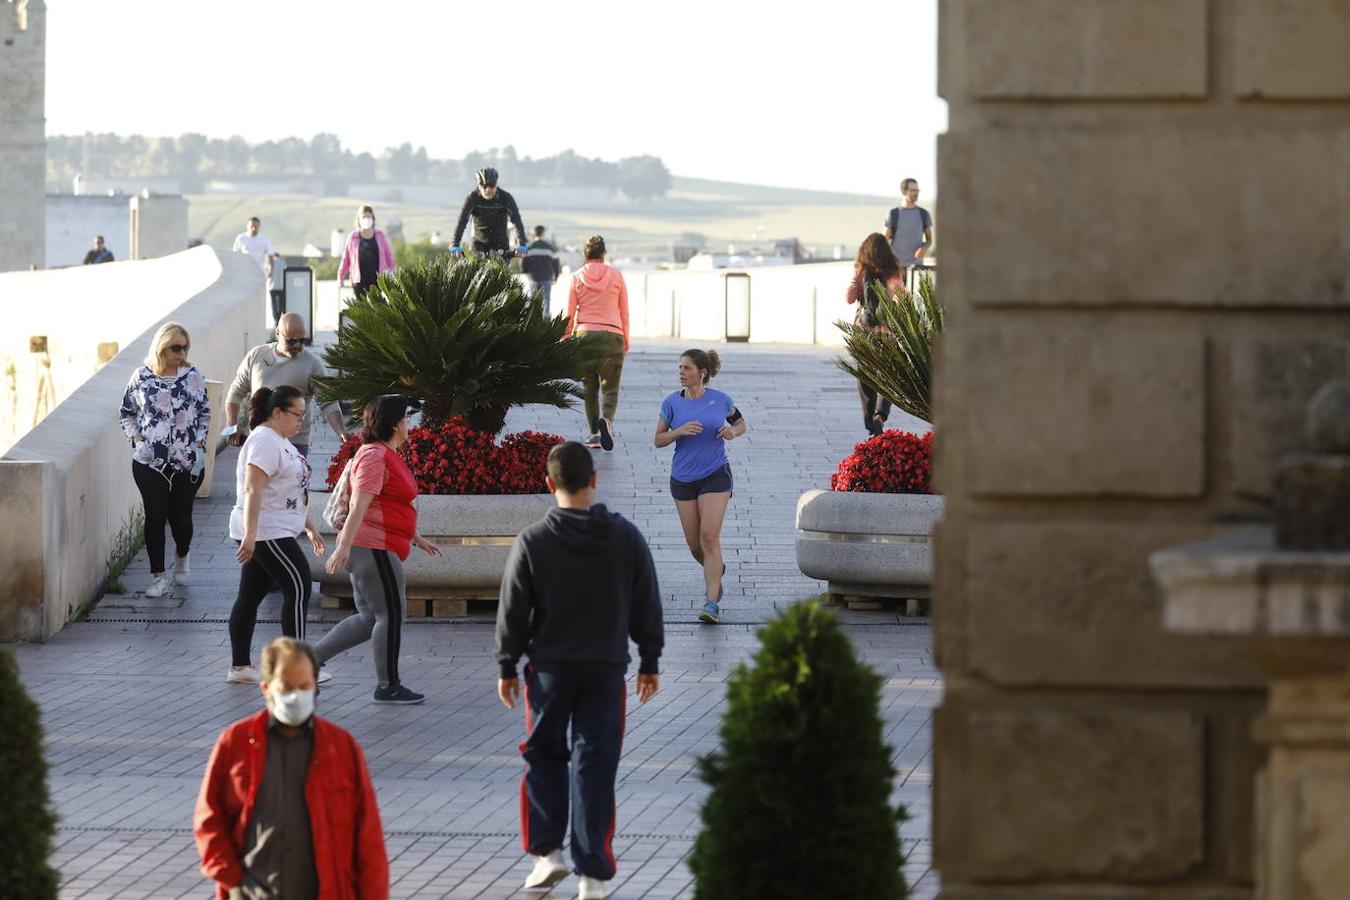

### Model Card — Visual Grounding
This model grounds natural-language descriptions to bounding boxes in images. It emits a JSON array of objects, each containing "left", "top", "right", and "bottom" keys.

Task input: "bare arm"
[
  {"left": 326, "top": 489, "right": 375, "bottom": 573},
  {"left": 654, "top": 417, "right": 700, "bottom": 449},
  {"left": 236, "top": 464, "right": 269, "bottom": 563}
]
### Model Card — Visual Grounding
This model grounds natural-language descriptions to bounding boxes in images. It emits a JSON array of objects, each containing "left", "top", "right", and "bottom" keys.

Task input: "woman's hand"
[
  {"left": 305, "top": 525, "right": 326, "bottom": 557},
  {"left": 677, "top": 421, "right": 703, "bottom": 438},
  {"left": 413, "top": 534, "right": 442, "bottom": 557},
  {"left": 326, "top": 545, "right": 350, "bottom": 574},
  {"left": 236, "top": 537, "right": 256, "bottom": 564},
  {"left": 717, "top": 425, "right": 736, "bottom": 441}
]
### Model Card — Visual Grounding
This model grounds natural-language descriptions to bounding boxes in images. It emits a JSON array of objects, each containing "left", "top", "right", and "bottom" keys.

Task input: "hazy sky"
[{"left": 45, "top": 0, "right": 945, "bottom": 198}]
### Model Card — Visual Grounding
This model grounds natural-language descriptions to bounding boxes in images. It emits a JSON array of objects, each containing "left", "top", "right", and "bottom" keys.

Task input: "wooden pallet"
[{"left": 320, "top": 594, "right": 500, "bottom": 618}]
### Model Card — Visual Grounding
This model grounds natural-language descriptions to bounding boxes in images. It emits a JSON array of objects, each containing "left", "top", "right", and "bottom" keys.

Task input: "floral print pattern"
[{"left": 119, "top": 365, "right": 211, "bottom": 474}]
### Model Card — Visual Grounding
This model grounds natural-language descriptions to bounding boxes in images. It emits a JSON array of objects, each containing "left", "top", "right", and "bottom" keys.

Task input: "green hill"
[{"left": 189, "top": 177, "right": 918, "bottom": 262}]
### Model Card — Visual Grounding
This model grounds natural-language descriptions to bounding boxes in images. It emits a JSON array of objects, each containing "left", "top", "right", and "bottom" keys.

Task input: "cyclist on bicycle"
[{"left": 451, "top": 168, "right": 528, "bottom": 258}]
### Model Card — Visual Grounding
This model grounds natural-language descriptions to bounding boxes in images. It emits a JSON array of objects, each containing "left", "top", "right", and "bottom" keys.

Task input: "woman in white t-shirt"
[{"left": 225, "top": 385, "right": 327, "bottom": 684}]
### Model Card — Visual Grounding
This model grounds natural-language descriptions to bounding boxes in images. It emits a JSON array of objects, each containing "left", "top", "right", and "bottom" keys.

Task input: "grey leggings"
[{"left": 313, "top": 546, "right": 406, "bottom": 688}]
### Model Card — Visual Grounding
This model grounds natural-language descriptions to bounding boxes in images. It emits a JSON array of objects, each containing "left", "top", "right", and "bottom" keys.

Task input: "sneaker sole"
[
  {"left": 698, "top": 612, "right": 719, "bottom": 624},
  {"left": 523, "top": 867, "right": 569, "bottom": 891},
  {"left": 598, "top": 420, "right": 614, "bottom": 451},
  {"left": 373, "top": 696, "right": 426, "bottom": 705}
]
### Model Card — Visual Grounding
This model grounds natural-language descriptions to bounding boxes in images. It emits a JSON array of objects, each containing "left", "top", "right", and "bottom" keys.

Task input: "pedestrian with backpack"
[
  {"left": 882, "top": 177, "right": 933, "bottom": 274},
  {"left": 846, "top": 233, "right": 907, "bottom": 436},
  {"left": 314, "top": 395, "right": 441, "bottom": 704}
]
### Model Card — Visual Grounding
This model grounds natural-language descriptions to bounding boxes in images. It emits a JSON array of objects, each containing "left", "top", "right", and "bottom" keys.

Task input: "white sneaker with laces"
[
  {"left": 144, "top": 575, "right": 169, "bottom": 598},
  {"left": 318, "top": 669, "right": 333, "bottom": 684},
  {"left": 173, "top": 555, "right": 190, "bottom": 585},
  {"left": 523, "top": 849, "right": 568, "bottom": 892},
  {"left": 226, "top": 665, "right": 262, "bottom": 684},
  {"left": 576, "top": 875, "right": 609, "bottom": 899}
]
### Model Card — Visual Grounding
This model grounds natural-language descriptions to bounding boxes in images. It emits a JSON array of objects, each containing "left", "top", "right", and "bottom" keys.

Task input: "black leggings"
[
  {"left": 132, "top": 461, "right": 199, "bottom": 574},
  {"left": 229, "top": 537, "right": 312, "bottom": 667},
  {"left": 857, "top": 381, "right": 892, "bottom": 434}
]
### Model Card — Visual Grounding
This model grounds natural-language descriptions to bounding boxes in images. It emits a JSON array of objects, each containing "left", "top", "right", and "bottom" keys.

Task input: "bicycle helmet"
[{"left": 476, "top": 167, "right": 499, "bottom": 188}]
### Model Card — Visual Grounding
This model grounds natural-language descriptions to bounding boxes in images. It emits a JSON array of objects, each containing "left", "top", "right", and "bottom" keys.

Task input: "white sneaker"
[
  {"left": 317, "top": 669, "right": 333, "bottom": 684},
  {"left": 523, "top": 850, "right": 568, "bottom": 892},
  {"left": 144, "top": 575, "right": 169, "bottom": 598},
  {"left": 173, "top": 555, "right": 190, "bottom": 585},
  {"left": 576, "top": 876, "right": 609, "bottom": 899},
  {"left": 226, "top": 666, "right": 261, "bottom": 684}
]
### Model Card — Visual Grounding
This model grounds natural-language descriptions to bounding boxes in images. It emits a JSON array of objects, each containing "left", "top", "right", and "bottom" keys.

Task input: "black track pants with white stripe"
[{"left": 229, "top": 537, "right": 312, "bottom": 667}]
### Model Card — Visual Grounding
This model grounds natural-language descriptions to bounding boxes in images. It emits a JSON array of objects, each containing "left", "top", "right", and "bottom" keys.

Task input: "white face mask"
[
  {"left": 269, "top": 688, "right": 316, "bottom": 726},
  {"left": 360, "top": 217, "right": 374, "bottom": 230}
]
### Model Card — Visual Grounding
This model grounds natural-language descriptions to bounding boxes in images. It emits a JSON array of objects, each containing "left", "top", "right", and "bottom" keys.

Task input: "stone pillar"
[
  {"left": 0, "top": 0, "right": 46, "bottom": 273},
  {"left": 934, "top": 1, "right": 1350, "bottom": 897},
  {"left": 129, "top": 194, "right": 189, "bottom": 260}
]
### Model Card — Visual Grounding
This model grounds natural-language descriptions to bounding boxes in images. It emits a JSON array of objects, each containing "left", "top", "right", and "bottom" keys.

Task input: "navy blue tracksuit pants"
[{"left": 520, "top": 664, "right": 626, "bottom": 879}]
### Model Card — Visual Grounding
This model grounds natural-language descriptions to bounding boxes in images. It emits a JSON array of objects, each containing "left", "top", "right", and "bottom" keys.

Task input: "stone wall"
[
  {"left": 934, "top": 1, "right": 1350, "bottom": 897},
  {"left": 130, "top": 194, "right": 189, "bottom": 260},
  {"left": 0, "top": 0, "right": 46, "bottom": 273}
]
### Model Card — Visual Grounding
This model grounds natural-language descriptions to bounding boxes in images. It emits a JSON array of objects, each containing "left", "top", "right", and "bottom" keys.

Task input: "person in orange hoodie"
[{"left": 564, "top": 235, "right": 630, "bottom": 451}]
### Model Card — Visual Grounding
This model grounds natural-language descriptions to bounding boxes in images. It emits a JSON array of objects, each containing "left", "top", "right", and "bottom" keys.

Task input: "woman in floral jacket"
[{"left": 120, "top": 321, "right": 212, "bottom": 598}]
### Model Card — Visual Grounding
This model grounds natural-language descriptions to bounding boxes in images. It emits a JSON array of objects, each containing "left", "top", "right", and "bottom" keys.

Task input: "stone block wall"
[
  {"left": 934, "top": 1, "right": 1350, "bottom": 896},
  {"left": 0, "top": 0, "right": 46, "bottom": 273}
]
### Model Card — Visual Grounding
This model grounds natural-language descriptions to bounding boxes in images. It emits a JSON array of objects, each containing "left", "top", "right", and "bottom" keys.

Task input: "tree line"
[{"left": 46, "top": 133, "right": 673, "bottom": 201}]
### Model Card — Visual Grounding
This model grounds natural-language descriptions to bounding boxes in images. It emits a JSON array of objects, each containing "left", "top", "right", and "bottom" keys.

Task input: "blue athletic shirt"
[{"left": 660, "top": 388, "right": 736, "bottom": 482}]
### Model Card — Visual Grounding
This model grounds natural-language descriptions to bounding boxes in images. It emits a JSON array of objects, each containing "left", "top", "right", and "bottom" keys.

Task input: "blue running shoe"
[{"left": 699, "top": 598, "right": 720, "bottom": 624}]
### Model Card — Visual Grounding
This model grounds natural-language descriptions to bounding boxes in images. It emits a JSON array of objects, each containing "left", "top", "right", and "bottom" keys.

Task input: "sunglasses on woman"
[{"left": 168, "top": 343, "right": 190, "bottom": 353}]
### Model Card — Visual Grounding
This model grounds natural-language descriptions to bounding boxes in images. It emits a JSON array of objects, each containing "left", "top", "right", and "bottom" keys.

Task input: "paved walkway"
[{"left": 12, "top": 338, "right": 940, "bottom": 899}]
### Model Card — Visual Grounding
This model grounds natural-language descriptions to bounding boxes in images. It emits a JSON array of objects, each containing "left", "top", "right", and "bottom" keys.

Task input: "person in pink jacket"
[
  {"left": 565, "top": 235, "right": 630, "bottom": 451},
  {"left": 337, "top": 205, "right": 396, "bottom": 298}
]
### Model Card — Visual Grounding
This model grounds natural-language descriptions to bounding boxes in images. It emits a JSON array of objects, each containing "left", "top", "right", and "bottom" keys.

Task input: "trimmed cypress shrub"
[
  {"left": 0, "top": 647, "right": 59, "bottom": 899},
  {"left": 689, "top": 600, "right": 907, "bottom": 899}
]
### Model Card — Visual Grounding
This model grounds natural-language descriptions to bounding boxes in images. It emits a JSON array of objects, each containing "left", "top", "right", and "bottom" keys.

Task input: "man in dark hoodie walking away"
[
  {"left": 495, "top": 441, "right": 663, "bottom": 900},
  {"left": 521, "top": 224, "right": 563, "bottom": 308}
]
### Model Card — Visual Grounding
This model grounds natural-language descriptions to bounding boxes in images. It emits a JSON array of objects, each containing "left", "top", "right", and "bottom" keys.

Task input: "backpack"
[
  {"left": 858, "top": 275, "right": 885, "bottom": 328},
  {"left": 322, "top": 458, "right": 355, "bottom": 531}
]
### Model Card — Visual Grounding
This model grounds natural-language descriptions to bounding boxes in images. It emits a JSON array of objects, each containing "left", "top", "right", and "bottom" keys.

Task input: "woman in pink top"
[
  {"left": 846, "top": 233, "right": 907, "bottom": 437},
  {"left": 564, "top": 234, "right": 629, "bottom": 451},
  {"left": 315, "top": 395, "right": 441, "bottom": 704},
  {"left": 337, "top": 205, "right": 397, "bottom": 299}
]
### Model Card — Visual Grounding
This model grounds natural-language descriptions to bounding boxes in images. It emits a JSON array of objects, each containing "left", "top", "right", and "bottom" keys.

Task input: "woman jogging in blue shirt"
[{"left": 654, "top": 349, "right": 747, "bottom": 623}]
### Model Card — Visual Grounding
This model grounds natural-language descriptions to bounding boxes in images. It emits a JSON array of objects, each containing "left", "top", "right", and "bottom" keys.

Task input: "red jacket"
[{"left": 193, "top": 710, "right": 389, "bottom": 900}]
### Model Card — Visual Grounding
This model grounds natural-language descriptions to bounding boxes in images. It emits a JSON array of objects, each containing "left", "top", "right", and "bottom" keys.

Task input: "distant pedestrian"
[
  {"left": 495, "top": 441, "right": 664, "bottom": 900},
  {"left": 521, "top": 225, "right": 562, "bottom": 307},
  {"left": 653, "top": 349, "right": 747, "bottom": 624},
  {"left": 565, "top": 235, "right": 629, "bottom": 450},
  {"left": 83, "top": 234, "right": 114, "bottom": 264},
  {"left": 232, "top": 217, "right": 279, "bottom": 319},
  {"left": 883, "top": 178, "right": 933, "bottom": 273},
  {"left": 450, "top": 168, "right": 527, "bottom": 259},
  {"left": 194, "top": 636, "right": 389, "bottom": 899},
  {"left": 225, "top": 312, "right": 346, "bottom": 459},
  {"left": 847, "top": 233, "right": 906, "bottom": 436},
  {"left": 226, "top": 385, "right": 327, "bottom": 685},
  {"left": 119, "top": 322, "right": 211, "bottom": 599},
  {"left": 315, "top": 395, "right": 442, "bottom": 705},
  {"left": 337, "top": 206, "right": 396, "bottom": 299}
]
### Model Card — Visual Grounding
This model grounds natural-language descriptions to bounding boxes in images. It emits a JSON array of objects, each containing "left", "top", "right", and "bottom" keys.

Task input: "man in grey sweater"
[
  {"left": 495, "top": 441, "right": 663, "bottom": 900},
  {"left": 225, "top": 313, "right": 346, "bottom": 458}
]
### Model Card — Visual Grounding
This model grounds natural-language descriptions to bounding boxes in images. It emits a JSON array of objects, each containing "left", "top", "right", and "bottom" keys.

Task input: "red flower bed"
[
  {"left": 326, "top": 418, "right": 564, "bottom": 495},
  {"left": 830, "top": 430, "right": 932, "bottom": 494}
]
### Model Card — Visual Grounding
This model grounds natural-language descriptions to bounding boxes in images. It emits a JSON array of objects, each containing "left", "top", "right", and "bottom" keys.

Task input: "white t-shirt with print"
[{"left": 229, "top": 425, "right": 311, "bottom": 542}]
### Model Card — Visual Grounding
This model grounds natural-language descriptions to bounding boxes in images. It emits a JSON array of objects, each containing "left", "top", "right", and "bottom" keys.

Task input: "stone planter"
[
  {"left": 795, "top": 489, "right": 944, "bottom": 605},
  {"left": 310, "top": 491, "right": 554, "bottom": 616}
]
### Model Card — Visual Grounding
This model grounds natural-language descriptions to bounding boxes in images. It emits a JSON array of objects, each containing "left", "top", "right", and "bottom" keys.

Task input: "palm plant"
[
  {"left": 836, "top": 272, "right": 943, "bottom": 423},
  {"left": 318, "top": 256, "right": 607, "bottom": 434}
]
